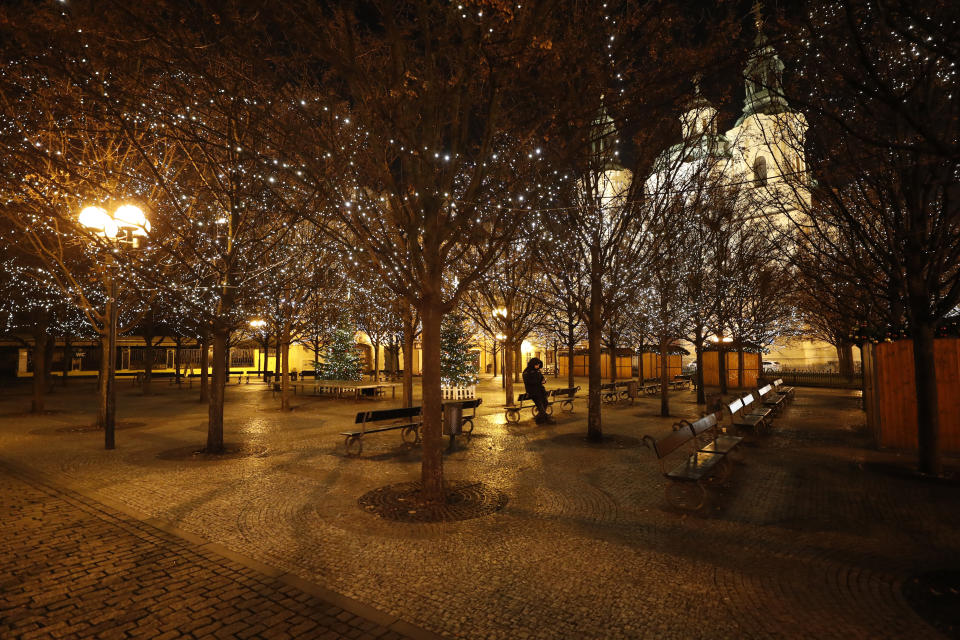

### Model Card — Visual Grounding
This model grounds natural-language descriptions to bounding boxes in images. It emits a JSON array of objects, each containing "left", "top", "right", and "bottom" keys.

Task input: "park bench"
[
  {"left": 772, "top": 378, "right": 795, "bottom": 400},
  {"left": 682, "top": 412, "right": 743, "bottom": 462},
  {"left": 669, "top": 376, "right": 691, "bottom": 391},
  {"left": 642, "top": 379, "right": 661, "bottom": 395},
  {"left": 550, "top": 386, "right": 581, "bottom": 412},
  {"left": 755, "top": 384, "right": 786, "bottom": 414},
  {"left": 643, "top": 422, "right": 729, "bottom": 511},
  {"left": 505, "top": 392, "right": 555, "bottom": 423},
  {"left": 342, "top": 406, "right": 422, "bottom": 456},
  {"left": 601, "top": 382, "right": 619, "bottom": 404},
  {"left": 726, "top": 396, "right": 771, "bottom": 435}
]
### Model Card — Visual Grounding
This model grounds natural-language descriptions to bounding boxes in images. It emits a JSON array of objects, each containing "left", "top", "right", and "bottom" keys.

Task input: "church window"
[{"left": 753, "top": 155, "right": 768, "bottom": 186}]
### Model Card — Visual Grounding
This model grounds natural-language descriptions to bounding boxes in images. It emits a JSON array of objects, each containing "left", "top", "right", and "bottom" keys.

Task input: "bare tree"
[
  {"left": 284, "top": 1, "right": 573, "bottom": 501},
  {"left": 771, "top": 0, "right": 960, "bottom": 474}
]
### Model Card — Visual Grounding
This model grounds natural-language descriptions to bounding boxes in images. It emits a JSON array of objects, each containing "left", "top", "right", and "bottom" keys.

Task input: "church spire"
[
  {"left": 591, "top": 100, "right": 622, "bottom": 171},
  {"left": 738, "top": 1, "right": 790, "bottom": 123}
]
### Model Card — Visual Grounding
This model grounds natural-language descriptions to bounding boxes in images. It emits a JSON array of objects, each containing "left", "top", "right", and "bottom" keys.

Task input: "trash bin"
[
  {"left": 443, "top": 403, "right": 463, "bottom": 436},
  {"left": 626, "top": 380, "right": 638, "bottom": 399}
]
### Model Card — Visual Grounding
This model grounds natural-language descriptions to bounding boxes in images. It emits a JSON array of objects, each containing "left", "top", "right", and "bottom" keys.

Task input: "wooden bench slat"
[
  {"left": 700, "top": 435, "right": 743, "bottom": 455},
  {"left": 341, "top": 422, "right": 419, "bottom": 437},
  {"left": 355, "top": 407, "right": 421, "bottom": 424},
  {"left": 666, "top": 451, "right": 724, "bottom": 481}
]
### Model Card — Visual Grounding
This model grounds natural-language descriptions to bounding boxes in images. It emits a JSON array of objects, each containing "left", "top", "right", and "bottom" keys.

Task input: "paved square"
[{"left": 1, "top": 378, "right": 957, "bottom": 639}]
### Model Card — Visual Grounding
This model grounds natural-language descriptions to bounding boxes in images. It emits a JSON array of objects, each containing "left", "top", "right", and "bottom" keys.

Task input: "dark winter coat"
[{"left": 522, "top": 364, "right": 547, "bottom": 400}]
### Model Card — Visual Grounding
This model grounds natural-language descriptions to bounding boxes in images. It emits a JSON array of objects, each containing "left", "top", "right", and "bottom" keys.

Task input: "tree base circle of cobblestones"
[
  {"left": 358, "top": 480, "right": 508, "bottom": 522},
  {"left": 550, "top": 432, "right": 641, "bottom": 449},
  {"left": 155, "top": 442, "right": 268, "bottom": 461},
  {"left": 901, "top": 570, "right": 960, "bottom": 638}
]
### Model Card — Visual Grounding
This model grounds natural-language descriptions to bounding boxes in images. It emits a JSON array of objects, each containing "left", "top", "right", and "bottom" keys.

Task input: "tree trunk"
[
  {"left": 503, "top": 337, "right": 515, "bottom": 405},
  {"left": 62, "top": 335, "right": 72, "bottom": 386},
  {"left": 313, "top": 338, "right": 320, "bottom": 378},
  {"left": 372, "top": 339, "right": 380, "bottom": 382},
  {"left": 514, "top": 345, "right": 521, "bottom": 382},
  {"left": 491, "top": 341, "right": 497, "bottom": 377},
  {"left": 174, "top": 337, "right": 182, "bottom": 385},
  {"left": 718, "top": 346, "right": 728, "bottom": 394},
  {"left": 587, "top": 262, "right": 603, "bottom": 443},
  {"left": 638, "top": 344, "right": 644, "bottom": 382},
  {"left": 695, "top": 340, "right": 706, "bottom": 405},
  {"left": 401, "top": 307, "right": 415, "bottom": 408},
  {"left": 912, "top": 321, "right": 940, "bottom": 476},
  {"left": 143, "top": 334, "right": 154, "bottom": 396},
  {"left": 737, "top": 349, "right": 744, "bottom": 389},
  {"left": 567, "top": 324, "right": 576, "bottom": 389},
  {"left": 199, "top": 334, "right": 209, "bottom": 403},
  {"left": 206, "top": 327, "right": 228, "bottom": 453},
  {"left": 609, "top": 334, "right": 617, "bottom": 383},
  {"left": 31, "top": 319, "right": 48, "bottom": 414},
  {"left": 43, "top": 335, "right": 54, "bottom": 391},
  {"left": 419, "top": 300, "right": 444, "bottom": 502},
  {"left": 837, "top": 341, "right": 854, "bottom": 377},
  {"left": 280, "top": 325, "right": 292, "bottom": 411},
  {"left": 553, "top": 340, "right": 559, "bottom": 378},
  {"left": 660, "top": 339, "right": 670, "bottom": 417}
]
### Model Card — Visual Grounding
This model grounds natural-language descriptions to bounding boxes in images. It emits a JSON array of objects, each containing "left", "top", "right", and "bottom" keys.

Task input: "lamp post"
[{"left": 78, "top": 204, "right": 149, "bottom": 450}]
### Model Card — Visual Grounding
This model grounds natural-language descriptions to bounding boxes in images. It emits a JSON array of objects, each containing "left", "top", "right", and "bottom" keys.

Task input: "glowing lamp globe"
[
  {"left": 114, "top": 204, "right": 150, "bottom": 235},
  {"left": 78, "top": 206, "right": 110, "bottom": 231}
]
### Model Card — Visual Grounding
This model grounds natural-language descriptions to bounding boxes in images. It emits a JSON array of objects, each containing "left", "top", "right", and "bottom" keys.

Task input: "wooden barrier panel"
[
  {"left": 556, "top": 352, "right": 678, "bottom": 380},
  {"left": 558, "top": 353, "right": 631, "bottom": 379},
  {"left": 865, "top": 339, "right": 960, "bottom": 453},
  {"left": 701, "top": 351, "right": 759, "bottom": 388}
]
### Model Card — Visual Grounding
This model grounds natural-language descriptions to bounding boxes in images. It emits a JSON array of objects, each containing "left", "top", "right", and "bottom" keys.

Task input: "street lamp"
[{"left": 78, "top": 203, "right": 149, "bottom": 450}]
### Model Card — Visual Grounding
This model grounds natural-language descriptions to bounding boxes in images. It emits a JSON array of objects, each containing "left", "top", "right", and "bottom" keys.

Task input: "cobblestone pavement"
[
  {"left": 1, "top": 376, "right": 958, "bottom": 639},
  {"left": 0, "top": 463, "right": 431, "bottom": 640}
]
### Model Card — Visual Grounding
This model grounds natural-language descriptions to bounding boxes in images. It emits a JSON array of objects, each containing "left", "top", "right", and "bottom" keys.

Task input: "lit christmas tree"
[
  {"left": 316, "top": 321, "right": 362, "bottom": 381},
  {"left": 440, "top": 314, "right": 477, "bottom": 388}
]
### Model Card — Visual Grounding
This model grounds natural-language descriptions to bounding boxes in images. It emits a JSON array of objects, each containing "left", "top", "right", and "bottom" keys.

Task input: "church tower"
[
  {"left": 736, "top": 4, "right": 790, "bottom": 127},
  {"left": 725, "top": 3, "right": 809, "bottom": 218},
  {"left": 590, "top": 104, "right": 631, "bottom": 210}
]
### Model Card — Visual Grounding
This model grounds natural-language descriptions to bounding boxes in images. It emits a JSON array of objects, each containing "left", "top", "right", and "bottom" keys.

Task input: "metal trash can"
[
  {"left": 443, "top": 403, "right": 463, "bottom": 436},
  {"left": 626, "top": 381, "right": 638, "bottom": 398}
]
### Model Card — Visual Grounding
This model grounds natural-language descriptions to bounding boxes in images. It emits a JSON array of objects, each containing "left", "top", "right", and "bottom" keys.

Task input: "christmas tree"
[
  {"left": 315, "top": 321, "right": 362, "bottom": 381},
  {"left": 440, "top": 314, "right": 478, "bottom": 387}
]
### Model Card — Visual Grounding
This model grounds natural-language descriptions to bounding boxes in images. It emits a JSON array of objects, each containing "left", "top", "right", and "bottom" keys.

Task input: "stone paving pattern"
[{"left": 1, "top": 376, "right": 958, "bottom": 639}]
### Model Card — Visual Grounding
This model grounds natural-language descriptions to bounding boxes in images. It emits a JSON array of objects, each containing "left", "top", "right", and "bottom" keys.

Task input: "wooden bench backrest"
[
  {"left": 551, "top": 387, "right": 579, "bottom": 398},
  {"left": 773, "top": 379, "right": 782, "bottom": 389},
  {"left": 355, "top": 406, "right": 421, "bottom": 424},
  {"left": 727, "top": 398, "right": 744, "bottom": 416},
  {"left": 758, "top": 384, "right": 772, "bottom": 397},
  {"left": 600, "top": 383, "right": 615, "bottom": 390},
  {"left": 689, "top": 413, "right": 719, "bottom": 438},
  {"left": 648, "top": 428, "right": 693, "bottom": 459},
  {"left": 741, "top": 394, "right": 756, "bottom": 411}
]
